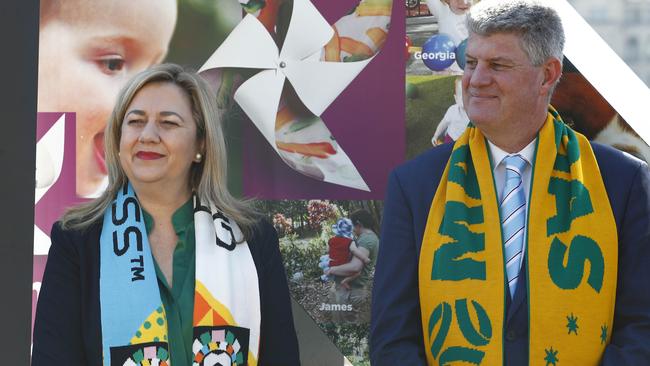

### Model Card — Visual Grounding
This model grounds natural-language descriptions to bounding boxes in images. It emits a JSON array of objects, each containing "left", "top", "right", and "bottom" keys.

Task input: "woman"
[
  {"left": 326, "top": 209, "right": 379, "bottom": 323},
  {"left": 33, "top": 64, "right": 300, "bottom": 366}
]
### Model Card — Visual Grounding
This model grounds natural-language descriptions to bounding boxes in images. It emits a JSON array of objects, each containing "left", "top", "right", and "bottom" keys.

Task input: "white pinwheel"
[{"left": 200, "top": 0, "right": 381, "bottom": 191}]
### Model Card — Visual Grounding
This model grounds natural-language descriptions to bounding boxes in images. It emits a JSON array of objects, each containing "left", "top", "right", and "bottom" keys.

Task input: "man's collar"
[{"left": 487, "top": 137, "right": 537, "bottom": 169}]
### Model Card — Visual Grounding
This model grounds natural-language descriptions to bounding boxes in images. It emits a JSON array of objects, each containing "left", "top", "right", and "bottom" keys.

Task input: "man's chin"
[
  {"left": 466, "top": 108, "right": 497, "bottom": 125},
  {"left": 466, "top": 112, "right": 496, "bottom": 126}
]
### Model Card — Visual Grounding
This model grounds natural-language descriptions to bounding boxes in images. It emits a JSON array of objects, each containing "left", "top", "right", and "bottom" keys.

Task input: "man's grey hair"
[{"left": 467, "top": 0, "right": 565, "bottom": 67}]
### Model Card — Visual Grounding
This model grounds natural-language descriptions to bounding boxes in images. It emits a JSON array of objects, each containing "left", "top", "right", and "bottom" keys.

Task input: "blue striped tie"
[{"left": 500, "top": 155, "right": 528, "bottom": 297}]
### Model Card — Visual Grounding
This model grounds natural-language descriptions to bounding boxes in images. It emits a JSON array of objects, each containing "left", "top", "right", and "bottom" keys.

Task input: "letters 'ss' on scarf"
[
  {"left": 418, "top": 108, "right": 618, "bottom": 365},
  {"left": 100, "top": 184, "right": 261, "bottom": 366}
]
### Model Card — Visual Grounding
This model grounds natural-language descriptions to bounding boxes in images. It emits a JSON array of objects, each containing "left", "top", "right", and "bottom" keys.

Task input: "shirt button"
[{"left": 506, "top": 330, "right": 517, "bottom": 341}]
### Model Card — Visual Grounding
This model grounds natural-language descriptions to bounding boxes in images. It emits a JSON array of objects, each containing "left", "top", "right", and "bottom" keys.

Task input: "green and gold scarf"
[{"left": 418, "top": 108, "right": 617, "bottom": 365}]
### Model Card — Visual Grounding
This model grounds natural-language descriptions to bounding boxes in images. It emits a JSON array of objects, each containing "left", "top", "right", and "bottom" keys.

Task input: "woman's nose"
[{"left": 138, "top": 120, "right": 160, "bottom": 143}]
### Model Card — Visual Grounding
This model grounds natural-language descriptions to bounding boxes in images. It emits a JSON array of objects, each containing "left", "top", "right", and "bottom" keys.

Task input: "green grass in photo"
[{"left": 406, "top": 74, "right": 457, "bottom": 158}]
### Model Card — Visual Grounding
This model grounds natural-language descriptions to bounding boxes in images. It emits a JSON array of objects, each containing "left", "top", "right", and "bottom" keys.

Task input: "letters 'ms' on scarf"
[{"left": 418, "top": 108, "right": 617, "bottom": 365}]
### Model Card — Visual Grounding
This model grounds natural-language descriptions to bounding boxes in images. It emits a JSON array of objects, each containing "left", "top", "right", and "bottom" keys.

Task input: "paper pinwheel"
[{"left": 200, "top": 0, "right": 392, "bottom": 191}]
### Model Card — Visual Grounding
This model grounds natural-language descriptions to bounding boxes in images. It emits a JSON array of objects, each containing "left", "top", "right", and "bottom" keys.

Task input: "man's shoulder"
[
  {"left": 591, "top": 141, "right": 647, "bottom": 179},
  {"left": 385, "top": 144, "right": 454, "bottom": 202},
  {"left": 393, "top": 143, "right": 454, "bottom": 181}
]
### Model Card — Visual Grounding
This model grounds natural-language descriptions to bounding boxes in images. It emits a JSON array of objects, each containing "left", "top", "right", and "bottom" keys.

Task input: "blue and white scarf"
[{"left": 100, "top": 183, "right": 261, "bottom": 366}]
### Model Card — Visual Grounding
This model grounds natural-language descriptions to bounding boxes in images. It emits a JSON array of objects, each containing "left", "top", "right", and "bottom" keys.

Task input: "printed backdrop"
[
  {"left": 34, "top": 0, "right": 401, "bottom": 364},
  {"left": 32, "top": 0, "right": 649, "bottom": 364}
]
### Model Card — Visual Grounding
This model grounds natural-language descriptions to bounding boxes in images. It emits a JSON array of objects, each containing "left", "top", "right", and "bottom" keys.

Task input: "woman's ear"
[{"left": 198, "top": 138, "right": 206, "bottom": 159}]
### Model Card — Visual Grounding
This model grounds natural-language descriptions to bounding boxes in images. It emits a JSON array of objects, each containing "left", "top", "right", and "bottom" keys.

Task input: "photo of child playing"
[
  {"left": 424, "top": 0, "right": 473, "bottom": 73},
  {"left": 406, "top": 0, "right": 479, "bottom": 156},
  {"left": 320, "top": 218, "right": 371, "bottom": 289},
  {"left": 259, "top": 199, "right": 382, "bottom": 364},
  {"left": 431, "top": 76, "right": 470, "bottom": 145}
]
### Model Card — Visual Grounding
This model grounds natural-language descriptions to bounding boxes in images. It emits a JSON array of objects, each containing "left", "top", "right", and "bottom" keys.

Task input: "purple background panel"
[
  {"left": 34, "top": 112, "right": 85, "bottom": 235},
  {"left": 243, "top": 0, "right": 405, "bottom": 200}
]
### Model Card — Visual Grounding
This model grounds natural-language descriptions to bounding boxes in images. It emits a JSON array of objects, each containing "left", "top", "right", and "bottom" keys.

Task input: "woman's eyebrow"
[
  {"left": 125, "top": 109, "right": 146, "bottom": 117},
  {"left": 159, "top": 111, "right": 185, "bottom": 122},
  {"left": 125, "top": 110, "right": 185, "bottom": 122}
]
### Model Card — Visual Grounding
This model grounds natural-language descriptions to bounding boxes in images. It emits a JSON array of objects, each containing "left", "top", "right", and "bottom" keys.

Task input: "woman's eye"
[
  {"left": 127, "top": 119, "right": 144, "bottom": 125},
  {"left": 162, "top": 120, "right": 178, "bottom": 126},
  {"left": 98, "top": 56, "right": 125, "bottom": 74}
]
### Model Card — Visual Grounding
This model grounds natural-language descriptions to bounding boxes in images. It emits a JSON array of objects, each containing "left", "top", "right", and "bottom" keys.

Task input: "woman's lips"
[
  {"left": 136, "top": 151, "right": 165, "bottom": 160},
  {"left": 93, "top": 132, "right": 107, "bottom": 175}
]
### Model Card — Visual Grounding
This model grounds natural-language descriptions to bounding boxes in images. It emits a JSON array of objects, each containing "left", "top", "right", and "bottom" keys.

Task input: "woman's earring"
[{"left": 195, "top": 153, "right": 202, "bottom": 162}]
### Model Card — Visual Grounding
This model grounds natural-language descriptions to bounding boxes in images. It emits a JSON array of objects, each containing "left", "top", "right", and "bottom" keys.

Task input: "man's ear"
[{"left": 541, "top": 56, "right": 563, "bottom": 95}]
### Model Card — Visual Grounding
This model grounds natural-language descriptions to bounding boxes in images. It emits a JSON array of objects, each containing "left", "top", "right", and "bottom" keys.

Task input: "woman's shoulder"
[
  {"left": 50, "top": 219, "right": 103, "bottom": 252},
  {"left": 246, "top": 217, "right": 277, "bottom": 246},
  {"left": 242, "top": 217, "right": 281, "bottom": 264}
]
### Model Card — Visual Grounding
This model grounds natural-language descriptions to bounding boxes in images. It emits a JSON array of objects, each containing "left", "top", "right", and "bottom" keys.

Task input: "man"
[{"left": 371, "top": 1, "right": 650, "bottom": 364}]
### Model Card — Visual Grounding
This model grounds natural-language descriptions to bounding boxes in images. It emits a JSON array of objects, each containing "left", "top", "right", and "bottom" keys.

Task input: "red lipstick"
[{"left": 136, "top": 151, "right": 165, "bottom": 160}]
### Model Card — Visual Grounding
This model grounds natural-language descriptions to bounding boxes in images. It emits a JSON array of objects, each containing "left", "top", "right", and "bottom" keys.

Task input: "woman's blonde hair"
[{"left": 61, "top": 63, "right": 258, "bottom": 239}]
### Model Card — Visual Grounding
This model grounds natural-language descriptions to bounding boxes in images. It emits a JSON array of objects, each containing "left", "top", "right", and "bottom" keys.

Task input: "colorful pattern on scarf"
[{"left": 418, "top": 109, "right": 617, "bottom": 365}]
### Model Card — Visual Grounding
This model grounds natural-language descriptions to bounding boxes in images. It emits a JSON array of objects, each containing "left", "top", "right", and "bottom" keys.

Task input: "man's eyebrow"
[
  {"left": 464, "top": 54, "right": 515, "bottom": 64},
  {"left": 487, "top": 57, "right": 515, "bottom": 64}
]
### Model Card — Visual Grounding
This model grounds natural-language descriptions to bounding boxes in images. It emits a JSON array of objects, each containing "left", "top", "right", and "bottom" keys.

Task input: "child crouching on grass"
[{"left": 320, "top": 218, "right": 370, "bottom": 288}]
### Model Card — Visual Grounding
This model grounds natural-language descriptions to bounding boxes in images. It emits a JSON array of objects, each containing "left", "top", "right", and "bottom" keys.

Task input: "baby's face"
[
  {"left": 37, "top": 0, "right": 177, "bottom": 197},
  {"left": 447, "top": 0, "right": 471, "bottom": 15}
]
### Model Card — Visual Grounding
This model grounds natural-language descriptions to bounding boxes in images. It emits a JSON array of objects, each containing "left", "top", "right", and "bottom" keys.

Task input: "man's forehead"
[{"left": 465, "top": 33, "right": 528, "bottom": 60}]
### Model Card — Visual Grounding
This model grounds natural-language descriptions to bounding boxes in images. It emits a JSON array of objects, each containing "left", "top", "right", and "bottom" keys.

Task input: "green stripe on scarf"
[{"left": 418, "top": 108, "right": 617, "bottom": 365}]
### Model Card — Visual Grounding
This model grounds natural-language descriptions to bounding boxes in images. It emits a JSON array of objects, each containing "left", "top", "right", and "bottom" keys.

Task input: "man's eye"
[
  {"left": 491, "top": 63, "right": 510, "bottom": 70},
  {"left": 98, "top": 57, "right": 125, "bottom": 74}
]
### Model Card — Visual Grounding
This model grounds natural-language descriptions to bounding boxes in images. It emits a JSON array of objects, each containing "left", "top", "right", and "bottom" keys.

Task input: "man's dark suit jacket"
[
  {"left": 32, "top": 219, "right": 300, "bottom": 366},
  {"left": 371, "top": 142, "right": 650, "bottom": 365}
]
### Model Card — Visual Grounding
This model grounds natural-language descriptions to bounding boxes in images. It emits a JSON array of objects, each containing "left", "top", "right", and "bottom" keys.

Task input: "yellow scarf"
[{"left": 418, "top": 109, "right": 617, "bottom": 365}]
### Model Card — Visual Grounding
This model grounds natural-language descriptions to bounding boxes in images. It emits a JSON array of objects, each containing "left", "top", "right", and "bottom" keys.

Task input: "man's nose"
[
  {"left": 469, "top": 62, "right": 492, "bottom": 87},
  {"left": 138, "top": 120, "right": 160, "bottom": 143}
]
